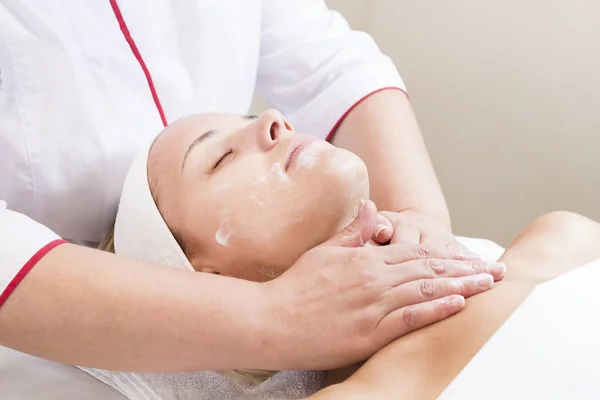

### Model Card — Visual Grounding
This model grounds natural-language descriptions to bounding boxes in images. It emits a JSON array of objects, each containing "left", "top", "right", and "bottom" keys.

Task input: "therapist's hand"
[
  {"left": 377, "top": 209, "right": 474, "bottom": 256},
  {"left": 260, "top": 200, "right": 506, "bottom": 370}
]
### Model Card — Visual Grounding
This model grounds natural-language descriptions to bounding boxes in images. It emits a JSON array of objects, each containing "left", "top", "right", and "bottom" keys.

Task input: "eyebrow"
[
  {"left": 181, "top": 114, "right": 258, "bottom": 169},
  {"left": 181, "top": 129, "right": 218, "bottom": 169}
]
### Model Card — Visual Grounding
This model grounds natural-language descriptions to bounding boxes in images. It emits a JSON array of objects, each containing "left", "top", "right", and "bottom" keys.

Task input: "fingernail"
[
  {"left": 375, "top": 224, "right": 389, "bottom": 238},
  {"left": 448, "top": 295, "right": 465, "bottom": 308},
  {"left": 462, "top": 274, "right": 494, "bottom": 289},
  {"left": 489, "top": 262, "right": 507, "bottom": 277}
]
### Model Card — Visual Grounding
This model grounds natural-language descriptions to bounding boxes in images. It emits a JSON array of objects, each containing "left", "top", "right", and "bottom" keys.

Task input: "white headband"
[{"left": 114, "top": 144, "right": 194, "bottom": 271}]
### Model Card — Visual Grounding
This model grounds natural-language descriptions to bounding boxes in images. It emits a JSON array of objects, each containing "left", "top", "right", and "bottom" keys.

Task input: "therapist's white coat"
[{"left": 0, "top": 1, "right": 404, "bottom": 299}]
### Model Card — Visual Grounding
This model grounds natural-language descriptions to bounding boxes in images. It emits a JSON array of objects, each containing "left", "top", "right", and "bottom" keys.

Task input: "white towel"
[
  {"left": 79, "top": 368, "right": 326, "bottom": 400},
  {"left": 114, "top": 143, "right": 194, "bottom": 271},
  {"left": 79, "top": 143, "right": 326, "bottom": 399}
]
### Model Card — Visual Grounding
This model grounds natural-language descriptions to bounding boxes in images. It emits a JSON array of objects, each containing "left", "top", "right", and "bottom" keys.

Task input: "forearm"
[
  {"left": 310, "top": 272, "right": 534, "bottom": 399},
  {"left": 317, "top": 212, "right": 600, "bottom": 399},
  {"left": 0, "top": 243, "right": 270, "bottom": 372},
  {"left": 331, "top": 89, "right": 449, "bottom": 224},
  {"left": 341, "top": 280, "right": 533, "bottom": 399}
]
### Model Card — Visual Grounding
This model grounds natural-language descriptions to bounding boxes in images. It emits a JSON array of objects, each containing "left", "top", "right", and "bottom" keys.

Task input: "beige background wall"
[{"left": 255, "top": 1, "right": 600, "bottom": 245}]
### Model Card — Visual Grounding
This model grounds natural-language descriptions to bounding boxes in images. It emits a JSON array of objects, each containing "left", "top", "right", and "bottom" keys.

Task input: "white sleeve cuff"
[{"left": 0, "top": 201, "right": 64, "bottom": 307}]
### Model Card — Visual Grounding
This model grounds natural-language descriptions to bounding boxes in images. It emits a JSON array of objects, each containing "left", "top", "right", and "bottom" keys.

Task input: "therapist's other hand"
[
  {"left": 378, "top": 209, "right": 475, "bottom": 256},
  {"left": 260, "top": 200, "right": 505, "bottom": 370}
]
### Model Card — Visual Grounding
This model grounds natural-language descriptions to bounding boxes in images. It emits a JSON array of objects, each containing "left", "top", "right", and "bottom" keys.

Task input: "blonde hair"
[{"left": 98, "top": 226, "right": 277, "bottom": 385}]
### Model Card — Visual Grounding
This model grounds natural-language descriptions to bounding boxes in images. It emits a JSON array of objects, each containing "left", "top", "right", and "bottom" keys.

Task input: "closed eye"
[{"left": 213, "top": 148, "right": 234, "bottom": 170}]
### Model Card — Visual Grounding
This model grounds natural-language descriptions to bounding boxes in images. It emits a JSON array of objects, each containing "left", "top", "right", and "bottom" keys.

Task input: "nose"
[{"left": 255, "top": 109, "right": 294, "bottom": 151}]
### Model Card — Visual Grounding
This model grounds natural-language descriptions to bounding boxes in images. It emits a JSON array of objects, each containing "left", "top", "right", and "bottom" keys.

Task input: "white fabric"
[
  {"left": 93, "top": 143, "right": 328, "bottom": 399},
  {"left": 111, "top": 147, "right": 507, "bottom": 400},
  {"left": 0, "top": 236, "right": 503, "bottom": 399},
  {"left": 456, "top": 236, "right": 505, "bottom": 262},
  {"left": 114, "top": 144, "right": 193, "bottom": 271},
  {"left": 0, "top": 346, "right": 127, "bottom": 400},
  {"left": 440, "top": 258, "right": 600, "bottom": 399},
  {"left": 0, "top": 0, "right": 404, "bottom": 263},
  {"left": 0, "top": 201, "right": 60, "bottom": 294},
  {"left": 77, "top": 367, "right": 326, "bottom": 400}
]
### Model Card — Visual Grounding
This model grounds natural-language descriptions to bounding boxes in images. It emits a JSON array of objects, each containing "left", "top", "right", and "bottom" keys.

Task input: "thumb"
[
  {"left": 372, "top": 213, "right": 394, "bottom": 244},
  {"left": 320, "top": 199, "right": 377, "bottom": 248}
]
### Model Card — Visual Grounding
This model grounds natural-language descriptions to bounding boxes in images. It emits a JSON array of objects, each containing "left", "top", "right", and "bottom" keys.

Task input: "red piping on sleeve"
[
  {"left": 109, "top": 0, "right": 168, "bottom": 128},
  {"left": 0, "top": 239, "right": 68, "bottom": 309},
  {"left": 325, "top": 87, "right": 409, "bottom": 143}
]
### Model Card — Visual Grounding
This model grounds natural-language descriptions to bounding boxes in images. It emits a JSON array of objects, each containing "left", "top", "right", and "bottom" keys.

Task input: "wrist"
[
  {"left": 404, "top": 207, "right": 452, "bottom": 228},
  {"left": 369, "top": 186, "right": 451, "bottom": 228},
  {"left": 249, "top": 279, "right": 295, "bottom": 370},
  {"left": 375, "top": 198, "right": 452, "bottom": 229}
]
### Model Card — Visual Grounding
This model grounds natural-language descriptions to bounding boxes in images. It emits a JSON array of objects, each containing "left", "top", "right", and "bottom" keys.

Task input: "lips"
[{"left": 284, "top": 136, "right": 318, "bottom": 172}]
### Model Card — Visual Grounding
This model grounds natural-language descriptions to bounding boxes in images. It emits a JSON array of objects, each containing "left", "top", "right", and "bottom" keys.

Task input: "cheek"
[
  {"left": 295, "top": 147, "right": 370, "bottom": 229},
  {"left": 211, "top": 185, "right": 323, "bottom": 278},
  {"left": 197, "top": 168, "right": 303, "bottom": 278},
  {"left": 196, "top": 150, "right": 369, "bottom": 280}
]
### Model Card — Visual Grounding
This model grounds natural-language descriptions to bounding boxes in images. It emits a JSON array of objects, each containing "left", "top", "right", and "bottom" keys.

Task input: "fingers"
[
  {"left": 383, "top": 274, "right": 493, "bottom": 314},
  {"left": 371, "top": 214, "right": 393, "bottom": 244},
  {"left": 386, "top": 256, "right": 507, "bottom": 283},
  {"left": 320, "top": 200, "right": 377, "bottom": 248},
  {"left": 376, "top": 275, "right": 494, "bottom": 341},
  {"left": 380, "top": 243, "right": 481, "bottom": 265},
  {"left": 376, "top": 295, "right": 465, "bottom": 342},
  {"left": 421, "top": 231, "right": 471, "bottom": 255},
  {"left": 447, "top": 240, "right": 470, "bottom": 254}
]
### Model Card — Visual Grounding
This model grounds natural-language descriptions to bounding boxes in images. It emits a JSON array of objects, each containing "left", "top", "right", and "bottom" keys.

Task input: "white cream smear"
[
  {"left": 290, "top": 142, "right": 369, "bottom": 227},
  {"left": 215, "top": 212, "right": 234, "bottom": 246},
  {"left": 249, "top": 195, "right": 266, "bottom": 206},
  {"left": 270, "top": 162, "right": 288, "bottom": 182},
  {"left": 252, "top": 161, "right": 288, "bottom": 186},
  {"left": 335, "top": 155, "right": 370, "bottom": 219},
  {"left": 295, "top": 144, "right": 325, "bottom": 169},
  {"left": 211, "top": 185, "right": 236, "bottom": 247},
  {"left": 215, "top": 225, "right": 232, "bottom": 246},
  {"left": 212, "top": 162, "right": 293, "bottom": 246},
  {"left": 211, "top": 146, "right": 365, "bottom": 248}
]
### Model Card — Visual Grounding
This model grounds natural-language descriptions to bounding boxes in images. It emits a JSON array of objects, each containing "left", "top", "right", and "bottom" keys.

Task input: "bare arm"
[
  {"left": 331, "top": 89, "right": 466, "bottom": 251},
  {"left": 0, "top": 243, "right": 267, "bottom": 372},
  {"left": 331, "top": 89, "right": 450, "bottom": 225},
  {"left": 1, "top": 203, "right": 503, "bottom": 373},
  {"left": 310, "top": 212, "right": 600, "bottom": 399}
]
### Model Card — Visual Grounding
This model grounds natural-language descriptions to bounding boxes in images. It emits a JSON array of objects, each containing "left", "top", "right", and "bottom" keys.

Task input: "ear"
[
  {"left": 199, "top": 266, "right": 224, "bottom": 275},
  {"left": 188, "top": 253, "right": 228, "bottom": 276}
]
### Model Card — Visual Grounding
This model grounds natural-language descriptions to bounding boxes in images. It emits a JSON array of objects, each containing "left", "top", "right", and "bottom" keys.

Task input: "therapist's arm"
[
  {"left": 0, "top": 243, "right": 268, "bottom": 372},
  {"left": 257, "top": 1, "right": 461, "bottom": 252},
  {"left": 329, "top": 89, "right": 461, "bottom": 250},
  {"left": 1, "top": 202, "right": 495, "bottom": 373},
  {"left": 311, "top": 211, "right": 600, "bottom": 399}
]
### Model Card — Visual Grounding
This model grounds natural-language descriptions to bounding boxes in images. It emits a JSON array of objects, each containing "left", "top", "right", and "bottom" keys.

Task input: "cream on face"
[
  {"left": 212, "top": 161, "right": 293, "bottom": 247},
  {"left": 148, "top": 110, "right": 370, "bottom": 281}
]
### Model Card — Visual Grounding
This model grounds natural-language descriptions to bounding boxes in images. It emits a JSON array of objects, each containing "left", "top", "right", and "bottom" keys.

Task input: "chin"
[
  {"left": 330, "top": 149, "right": 369, "bottom": 190},
  {"left": 325, "top": 150, "right": 370, "bottom": 228}
]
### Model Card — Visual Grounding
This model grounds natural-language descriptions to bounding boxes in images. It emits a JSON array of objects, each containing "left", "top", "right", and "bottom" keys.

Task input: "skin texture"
[
  {"left": 331, "top": 89, "right": 467, "bottom": 252},
  {"left": 149, "top": 110, "right": 371, "bottom": 281},
  {"left": 0, "top": 87, "right": 493, "bottom": 375},
  {"left": 309, "top": 212, "right": 600, "bottom": 399}
]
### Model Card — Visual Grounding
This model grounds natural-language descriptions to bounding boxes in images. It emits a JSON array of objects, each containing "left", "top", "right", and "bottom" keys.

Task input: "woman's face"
[{"left": 149, "top": 110, "right": 369, "bottom": 281}]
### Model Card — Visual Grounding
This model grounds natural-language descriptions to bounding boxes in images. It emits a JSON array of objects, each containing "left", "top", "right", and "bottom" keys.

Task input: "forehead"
[
  {"left": 152, "top": 112, "right": 244, "bottom": 157},
  {"left": 148, "top": 113, "right": 243, "bottom": 178},
  {"left": 159, "top": 113, "right": 244, "bottom": 148}
]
